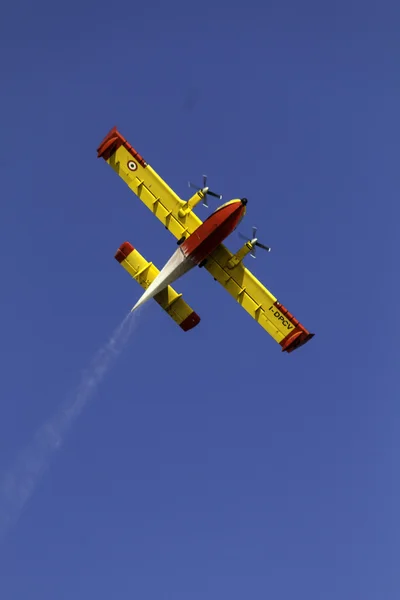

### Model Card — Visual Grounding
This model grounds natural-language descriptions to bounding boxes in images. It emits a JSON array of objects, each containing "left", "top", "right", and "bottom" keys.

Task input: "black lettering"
[{"left": 272, "top": 310, "right": 295, "bottom": 331}]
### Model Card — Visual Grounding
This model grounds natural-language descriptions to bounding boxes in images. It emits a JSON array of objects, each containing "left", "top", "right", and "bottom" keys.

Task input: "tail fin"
[{"left": 114, "top": 242, "right": 200, "bottom": 332}]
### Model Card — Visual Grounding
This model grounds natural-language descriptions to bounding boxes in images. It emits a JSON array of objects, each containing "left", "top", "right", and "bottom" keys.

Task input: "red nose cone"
[
  {"left": 213, "top": 200, "right": 246, "bottom": 228},
  {"left": 181, "top": 200, "right": 245, "bottom": 264}
]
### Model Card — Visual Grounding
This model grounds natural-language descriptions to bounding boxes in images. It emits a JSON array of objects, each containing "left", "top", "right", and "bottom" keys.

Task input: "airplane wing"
[
  {"left": 97, "top": 127, "right": 203, "bottom": 240},
  {"left": 204, "top": 244, "right": 314, "bottom": 353},
  {"left": 115, "top": 241, "right": 200, "bottom": 332},
  {"left": 99, "top": 127, "right": 313, "bottom": 352}
]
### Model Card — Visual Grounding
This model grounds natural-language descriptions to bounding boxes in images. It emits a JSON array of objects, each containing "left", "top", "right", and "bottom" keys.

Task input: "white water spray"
[{"left": 0, "top": 310, "right": 138, "bottom": 540}]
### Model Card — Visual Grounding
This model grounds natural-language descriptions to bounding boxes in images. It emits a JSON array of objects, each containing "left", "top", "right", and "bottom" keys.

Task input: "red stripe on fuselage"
[{"left": 181, "top": 201, "right": 245, "bottom": 264}]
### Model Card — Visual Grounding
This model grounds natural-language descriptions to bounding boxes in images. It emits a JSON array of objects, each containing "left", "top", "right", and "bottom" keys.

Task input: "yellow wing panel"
[
  {"left": 205, "top": 243, "right": 314, "bottom": 353},
  {"left": 98, "top": 127, "right": 203, "bottom": 240},
  {"left": 115, "top": 242, "right": 200, "bottom": 332}
]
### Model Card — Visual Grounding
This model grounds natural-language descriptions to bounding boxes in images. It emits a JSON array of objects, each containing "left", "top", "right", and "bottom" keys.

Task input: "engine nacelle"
[{"left": 227, "top": 241, "right": 254, "bottom": 269}]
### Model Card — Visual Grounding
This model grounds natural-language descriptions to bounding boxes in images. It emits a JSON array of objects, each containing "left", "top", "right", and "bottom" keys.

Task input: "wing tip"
[
  {"left": 97, "top": 126, "right": 119, "bottom": 159},
  {"left": 97, "top": 126, "right": 147, "bottom": 166},
  {"left": 281, "top": 331, "right": 315, "bottom": 353}
]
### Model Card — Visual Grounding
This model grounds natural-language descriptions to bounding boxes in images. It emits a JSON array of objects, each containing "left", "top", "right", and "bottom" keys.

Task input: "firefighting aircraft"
[{"left": 97, "top": 127, "right": 314, "bottom": 353}]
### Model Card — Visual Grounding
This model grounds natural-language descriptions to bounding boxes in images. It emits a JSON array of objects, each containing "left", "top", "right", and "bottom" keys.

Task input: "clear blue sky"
[{"left": 1, "top": 1, "right": 399, "bottom": 598}]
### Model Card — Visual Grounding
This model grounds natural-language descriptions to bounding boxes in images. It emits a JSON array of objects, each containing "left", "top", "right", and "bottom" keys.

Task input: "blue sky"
[{"left": 1, "top": 0, "right": 399, "bottom": 598}]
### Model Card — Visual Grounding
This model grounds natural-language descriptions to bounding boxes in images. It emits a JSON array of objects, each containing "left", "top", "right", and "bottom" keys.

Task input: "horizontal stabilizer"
[{"left": 114, "top": 242, "right": 200, "bottom": 332}]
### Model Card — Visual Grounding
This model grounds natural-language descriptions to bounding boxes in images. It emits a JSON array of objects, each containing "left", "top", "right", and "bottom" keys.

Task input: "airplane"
[{"left": 97, "top": 127, "right": 314, "bottom": 354}]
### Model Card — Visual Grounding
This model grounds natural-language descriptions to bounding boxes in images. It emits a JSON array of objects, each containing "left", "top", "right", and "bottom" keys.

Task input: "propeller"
[
  {"left": 188, "top": 174, "right": 222, "bottom": 207},
  {"left": 238, "top": 226, "right": 271, "bottom": 258}
]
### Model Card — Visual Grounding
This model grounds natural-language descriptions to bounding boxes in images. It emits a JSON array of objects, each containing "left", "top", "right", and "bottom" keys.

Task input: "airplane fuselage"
[
  {"left": 131, "top": 198, "right": 247, "bottom": 311},
  {"left": 180, "top": 198, "right": 247, "bottom": 264}
]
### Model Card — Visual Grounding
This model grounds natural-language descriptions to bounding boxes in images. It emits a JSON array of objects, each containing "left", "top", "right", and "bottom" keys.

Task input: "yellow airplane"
[{"left": 97, "top": 127, "right": 314, "bottom": 354}]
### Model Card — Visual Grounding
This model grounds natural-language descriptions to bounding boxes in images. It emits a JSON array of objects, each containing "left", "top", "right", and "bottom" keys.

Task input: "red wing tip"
[
  {"left": 281, "top": 331, "right": 314, "bottom": 353},
  {"left": 97, "top": 126, "right": 147, "bottom": 166},
  {"left": 97, "top": 126, "right": 119, "bottom": 158},
  {"left": 114, "top": 241, "right": 135, "bottom": 263},
  {"left": 180, "top": 311, "right": 201, "bottom": 332}
]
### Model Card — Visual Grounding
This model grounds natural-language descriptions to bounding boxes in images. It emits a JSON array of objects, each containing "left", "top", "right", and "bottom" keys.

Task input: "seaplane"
[{"left": 97, "top": 127, "right": 314, "bottom": 354}]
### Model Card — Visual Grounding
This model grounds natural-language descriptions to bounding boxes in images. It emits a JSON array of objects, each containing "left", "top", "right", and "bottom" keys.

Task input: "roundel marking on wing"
[{"left": 127, "top": 160, "right": 137, "bottom": 171}]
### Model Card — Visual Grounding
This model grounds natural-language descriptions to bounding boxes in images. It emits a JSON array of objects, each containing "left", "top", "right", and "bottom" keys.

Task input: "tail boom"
[
  {"left": 115, "top": 242, "right": 200, "bottom": 332},
  {"left": 131, "top": 246, "right": 195, "bottom": 311}
]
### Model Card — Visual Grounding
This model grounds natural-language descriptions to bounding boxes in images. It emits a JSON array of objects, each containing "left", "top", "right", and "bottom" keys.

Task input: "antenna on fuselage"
[
  {"left": 238, "top": 226, "right": 271, "bottom": 258},
  {"left": 188, "top": 175, "right": 222, "bottom": 207}
]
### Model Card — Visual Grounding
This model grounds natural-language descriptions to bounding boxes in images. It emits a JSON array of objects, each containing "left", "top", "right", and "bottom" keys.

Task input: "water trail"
[{"left": 0, "top": 310, "right": 138, "bottom": 540}]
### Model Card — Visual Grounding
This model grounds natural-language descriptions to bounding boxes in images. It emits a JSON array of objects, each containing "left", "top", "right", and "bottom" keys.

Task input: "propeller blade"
[
  {"left": 188, "top": 181, "right": 200, "bottom": 190},
  {"left": 239, "top": 228, "right": 271, "bottom": 257},
  {"left": 188, "top": 175, "right": 221, "bottom": 205},
  {"left": 255, "top": 241, "right": 271, "bottom": 252},
  {"left": 207, "top": 190, "right": 223, "bottom": 199}
]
